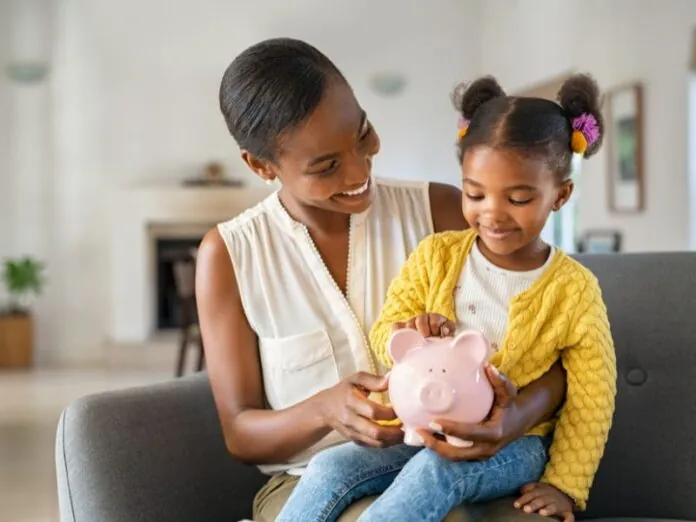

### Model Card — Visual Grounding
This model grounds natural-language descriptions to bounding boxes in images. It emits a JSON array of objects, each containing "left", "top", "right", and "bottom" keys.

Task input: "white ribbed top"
[{"left": 454, "top": 240, "right": 555, "bottom": 351}]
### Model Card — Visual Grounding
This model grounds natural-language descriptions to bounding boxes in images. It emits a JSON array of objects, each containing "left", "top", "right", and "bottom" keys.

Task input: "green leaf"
[{"left": 2, "top": 257, "right": 46, "bottom": 299}]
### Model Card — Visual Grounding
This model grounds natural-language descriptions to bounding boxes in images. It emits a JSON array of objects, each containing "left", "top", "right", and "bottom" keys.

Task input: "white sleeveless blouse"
[{"left": 217, "top": 177, "right": 433, "bottom": 474}]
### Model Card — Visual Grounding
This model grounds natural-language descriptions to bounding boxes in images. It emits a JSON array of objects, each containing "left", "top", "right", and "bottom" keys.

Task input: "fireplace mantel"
[{"left": 108, "top": 183, "right": 272, "bottom": 343}]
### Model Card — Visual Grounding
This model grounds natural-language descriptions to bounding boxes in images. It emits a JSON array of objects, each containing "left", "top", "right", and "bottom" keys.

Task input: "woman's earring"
[{"left": 265, "top": 178, "right": 274, "bottom": 185}]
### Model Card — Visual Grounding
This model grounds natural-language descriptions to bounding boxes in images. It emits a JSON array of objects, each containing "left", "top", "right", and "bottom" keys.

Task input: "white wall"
[
  {"left": 72, "top": 0, "right": 480, "bottom": 188},
  {"left": 8, "top": 0, "right": 53, "bottom": 258},
  {"left": 480, "top": 0, "right": 696, "bottom": 253},
  {"left": 0, "top": 1, "right": 13, "bottom": 265},
  {"left": 13, "top": 0, "right": 482, "bottom": 362},
  {"left": 8, "top": 0, "right": 695, "bottom": 363},
  {"left": 1, "top": 0, "right": 56, "bottom": 356},
  {"left": 0, "top": 2, "right": 14, "bottom": 262}
]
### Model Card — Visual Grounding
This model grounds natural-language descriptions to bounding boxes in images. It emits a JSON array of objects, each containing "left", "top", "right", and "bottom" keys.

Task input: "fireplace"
[
  {"left": 146, "top": 222, "right": 211, "bottom": 334},
  {"left": 108, "top": 184, "right": 272, "bottom": 343},
  {"left": 154, "top": 236, "right": 201, "bottom": 330}
]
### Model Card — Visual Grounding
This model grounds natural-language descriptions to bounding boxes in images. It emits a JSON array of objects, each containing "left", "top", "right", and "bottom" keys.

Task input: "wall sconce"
[
  {"left": 5, "top": 61, "right": 50, "bottom": 84},
  {"left": 369, "top": 72, "right": 407, "bottom": 97}
]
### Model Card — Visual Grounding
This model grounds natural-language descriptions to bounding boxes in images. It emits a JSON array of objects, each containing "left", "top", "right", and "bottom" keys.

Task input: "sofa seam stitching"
[{"left": 60, "top": 409, "right": 78, "bottom": 522}]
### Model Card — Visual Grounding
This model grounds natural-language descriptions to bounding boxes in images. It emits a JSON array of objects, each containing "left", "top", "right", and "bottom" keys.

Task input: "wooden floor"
[{"left": 0, "top": 345, "right": 183, "bottom": 522}]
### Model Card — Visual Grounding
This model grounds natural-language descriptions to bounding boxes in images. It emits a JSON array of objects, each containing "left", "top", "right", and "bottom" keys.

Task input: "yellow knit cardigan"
[{"left": 369, "top": 229, "right": 617, "bottom": 510}]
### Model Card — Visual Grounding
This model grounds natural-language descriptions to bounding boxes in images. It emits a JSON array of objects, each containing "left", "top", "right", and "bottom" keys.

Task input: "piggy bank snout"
[{"left": 418, "top": 380, "right": 454, "bottom": 413}]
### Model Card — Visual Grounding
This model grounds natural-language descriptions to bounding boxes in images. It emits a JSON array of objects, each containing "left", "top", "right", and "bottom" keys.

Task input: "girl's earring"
[{"left": 265, "top": 178, "right": 275, "bottom": 185}]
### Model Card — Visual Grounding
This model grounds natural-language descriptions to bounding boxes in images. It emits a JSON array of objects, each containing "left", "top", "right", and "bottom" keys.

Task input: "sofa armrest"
[{"left": 55, "top": 372, "right": 268, "bottom": 522}]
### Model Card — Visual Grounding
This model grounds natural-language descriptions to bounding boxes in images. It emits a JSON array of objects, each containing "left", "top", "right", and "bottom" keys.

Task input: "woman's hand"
[
  {"left": 514, "top": 483, "right": 575, "bottom": 521},
  {"left": 418, "top": 364, "right": 524, "bottom": 460},
  {"left": 392, "top": 313, "right": 455, "bottom": 338},
  {"left": 316, "top": 372, "right": 404, "bottom": 448}
]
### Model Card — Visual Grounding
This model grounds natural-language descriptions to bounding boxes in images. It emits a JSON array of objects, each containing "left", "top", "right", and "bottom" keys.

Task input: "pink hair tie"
[
  {"left": 571, "top": 113, "right": 600, "bottom": 153},
  {"left": 457, "top": 117, "right": 470, "bottom": 141}
]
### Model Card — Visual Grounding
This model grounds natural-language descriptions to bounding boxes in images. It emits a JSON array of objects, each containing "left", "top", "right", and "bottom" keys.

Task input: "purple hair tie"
[
  {"left": 571, "top": 113, "right": 600, "bottom": 147},
  {"left": 457, "top": 116, "right": 470, "bottom": 140}
]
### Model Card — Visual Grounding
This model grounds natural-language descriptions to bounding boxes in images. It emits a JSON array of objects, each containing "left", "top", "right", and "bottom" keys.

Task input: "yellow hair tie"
[
  {"left": 571, "top": 129, "right": 588, "bottom": 154},
  {"left": 457, "top": 117, "right": 470, "bottom": 142}
]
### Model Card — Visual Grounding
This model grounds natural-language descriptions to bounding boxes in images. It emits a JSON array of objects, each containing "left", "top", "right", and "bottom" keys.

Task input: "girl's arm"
[
  {"left": 369, "top": 235, "right": 436, "bottom": 368},
  {"left": 540, "top": 277, "right": 617, "bottom": 510},
  {"left": 196, "top": 229, "right": 402, "bottom": 464}
]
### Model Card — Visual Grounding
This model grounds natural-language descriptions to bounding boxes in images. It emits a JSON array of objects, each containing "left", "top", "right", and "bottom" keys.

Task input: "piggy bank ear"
[
  {"left": 451, "top": 330, "right": 491, "bottom": 365},
  {"left": 388, "top": 329, "right": 426, "bottom": 363}
]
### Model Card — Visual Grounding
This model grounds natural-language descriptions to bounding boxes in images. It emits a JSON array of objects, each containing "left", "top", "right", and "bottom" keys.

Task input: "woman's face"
[{"left": 244, "top": 79, "right": 381, "bottom": 215}]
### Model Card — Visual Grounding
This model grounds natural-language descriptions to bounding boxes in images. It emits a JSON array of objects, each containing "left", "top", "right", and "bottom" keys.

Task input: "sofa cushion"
[
  {"left": 56, "top": 373, "right": 268, "bottom": 522},
  {"left": 574, "top": 253, "right": 696, "bottom": 521}
]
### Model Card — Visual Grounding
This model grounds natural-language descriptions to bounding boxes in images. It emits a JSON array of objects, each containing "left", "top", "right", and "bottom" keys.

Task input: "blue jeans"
[{"left": 275, "top": 435, "right": 549, "bottom": 522}]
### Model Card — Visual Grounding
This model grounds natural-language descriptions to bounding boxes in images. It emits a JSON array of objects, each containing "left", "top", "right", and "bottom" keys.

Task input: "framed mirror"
[{"left": 605, "top": 83, "right": 645, "bottom": 213}]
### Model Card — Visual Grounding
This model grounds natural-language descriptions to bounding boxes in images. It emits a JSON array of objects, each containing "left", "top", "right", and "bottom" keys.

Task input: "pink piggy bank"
[{"left": 387, "top": 329, "right": 494, "bottom": 448}]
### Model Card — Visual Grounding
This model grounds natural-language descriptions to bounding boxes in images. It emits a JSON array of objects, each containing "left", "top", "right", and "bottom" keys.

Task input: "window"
[
  {"left": 688, "top": 28, "right": 696, "bottom": 250},
  {"left": 542, "top": 154, "right": 581, "bottom": 252},
  {"left": 689, "top": 72, "right": 696, "bottom": 250}
]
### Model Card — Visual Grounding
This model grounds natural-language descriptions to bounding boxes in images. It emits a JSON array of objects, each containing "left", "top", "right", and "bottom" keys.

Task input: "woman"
[{"left": 196, "top": 37, "right": 565, "bottom": 521}]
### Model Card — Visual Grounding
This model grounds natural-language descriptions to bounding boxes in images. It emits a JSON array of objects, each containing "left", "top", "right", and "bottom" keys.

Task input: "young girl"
[{"left": 276, "top": 73, "right": 617, "bottom": 522}]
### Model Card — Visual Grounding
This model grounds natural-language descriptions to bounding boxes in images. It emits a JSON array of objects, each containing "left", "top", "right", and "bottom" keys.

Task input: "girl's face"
[
  {"left": 461, "top": 146, "right": 573, "bottom": 268},
  {"left": 242, "top": 79, "right": 381, "bottom": 216}
]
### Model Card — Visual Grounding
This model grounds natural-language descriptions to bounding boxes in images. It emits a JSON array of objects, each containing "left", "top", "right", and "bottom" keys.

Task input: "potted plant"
[{"left": 0, "top": 257, "right": 46, "bottom": 367}]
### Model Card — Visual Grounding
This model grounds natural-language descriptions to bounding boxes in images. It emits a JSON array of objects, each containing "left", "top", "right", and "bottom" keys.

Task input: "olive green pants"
[{"left": 253, "top": 472, "right": 546, "bottom": 522}]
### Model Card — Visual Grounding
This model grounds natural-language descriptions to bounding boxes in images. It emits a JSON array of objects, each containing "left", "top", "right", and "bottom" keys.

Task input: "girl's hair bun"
[
  {"left": 452, "top": 76, "right": 506, "bottom": 120},
  {"left": 557, "top": 74, "right": 604, "bottom": 157}
]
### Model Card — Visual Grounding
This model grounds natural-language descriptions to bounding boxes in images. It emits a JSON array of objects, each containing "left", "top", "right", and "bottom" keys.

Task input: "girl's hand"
[
  {"left": 514, "top": 483, "right": 575, "bottom": 521},
  {"left": 316, "top": 372, "right": 404, "bottom": 448},
  {"left": 418, "top": 364, "right": 522, "bottom": 460},
  {"left": 392, "top": 313, "right": 455, "bottom": 338}
]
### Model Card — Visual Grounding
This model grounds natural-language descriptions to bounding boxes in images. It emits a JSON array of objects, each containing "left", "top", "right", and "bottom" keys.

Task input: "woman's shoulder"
[
  {"left": 217, "top": 193, "right": 276, "bottom": 234},
  {"left": 217, "top": 189, "right": 309, "bottom": 249},
  {"left": 371, "top": 177, "right": 430, "bottom": 214},
  {"left": 372, "top": 177, "right": 466, "bottom": 234},
  {"left": 214, "top": 192, "right": 287, "bottom": 261},
  {"left": 373, "top": 176, "right": 429, "bottom": 192}
]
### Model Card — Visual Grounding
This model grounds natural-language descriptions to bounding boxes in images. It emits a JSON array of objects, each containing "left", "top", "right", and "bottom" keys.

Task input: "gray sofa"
[{"left": 55, "top": 252, "right": 696, "bottom": 521}]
